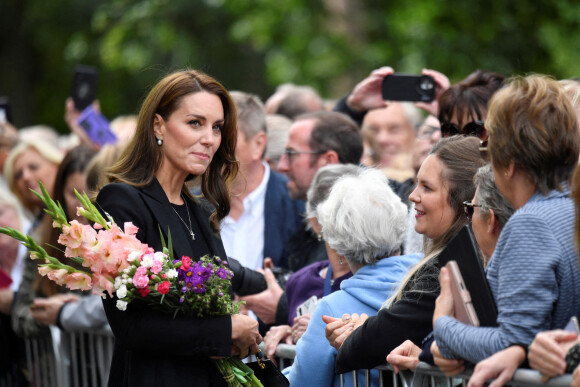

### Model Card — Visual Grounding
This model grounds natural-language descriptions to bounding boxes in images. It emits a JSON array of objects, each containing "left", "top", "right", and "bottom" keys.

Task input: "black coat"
[
  {"left": 96, "top": 178, "right": 232, "bottom": 387},
  {"left": 334, "top": 262, "right": 441, "bottom": 374}
]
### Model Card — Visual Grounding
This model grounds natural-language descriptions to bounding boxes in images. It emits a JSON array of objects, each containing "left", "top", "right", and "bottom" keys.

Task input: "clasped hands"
[{"left": 323, "top": 313, "right": 368, "bottom": 351}]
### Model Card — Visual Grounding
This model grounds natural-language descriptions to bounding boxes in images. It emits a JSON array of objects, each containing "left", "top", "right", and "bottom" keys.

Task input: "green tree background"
[{"left": 1, "top": 0, "right": 579, "bottom": 131}]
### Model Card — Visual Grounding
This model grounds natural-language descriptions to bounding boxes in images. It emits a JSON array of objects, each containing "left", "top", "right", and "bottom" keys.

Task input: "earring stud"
[{"left": 157, "top": 138, "right": 163, "bottom": 146}]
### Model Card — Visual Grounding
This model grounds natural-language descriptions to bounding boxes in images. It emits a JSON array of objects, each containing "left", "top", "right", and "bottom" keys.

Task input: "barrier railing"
[
  {"left": 23, "top": 327, "right": 115, "bottom": 387},
  {"left": 22, "top": 333, "right": 575, "bottom": 386},
  {"left": 270, "top": 343, "right": 574, "bottom": 386}
]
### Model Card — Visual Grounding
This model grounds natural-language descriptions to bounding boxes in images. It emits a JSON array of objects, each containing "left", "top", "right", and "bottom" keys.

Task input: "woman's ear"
[
  {"left": 487, "top": 209, "right": 498, "bottom": 235},
  {"left": 153, "top": 114, "right": 164, "bottom": 138}
]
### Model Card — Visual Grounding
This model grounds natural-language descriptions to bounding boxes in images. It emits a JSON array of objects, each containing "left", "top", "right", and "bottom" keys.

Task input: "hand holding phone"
[
  {"left": 446, "top": 260, "right": 480, "bottom": 326},
  {"left": 77, "top": 105, "right": 117, "bottom": 146},
  {"left": 382, "top": 73, "right": 436, "bottom": 103}
]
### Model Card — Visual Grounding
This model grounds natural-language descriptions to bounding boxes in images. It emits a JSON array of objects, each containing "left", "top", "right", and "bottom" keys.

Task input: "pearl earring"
[{"left": 157, "top": 138, "right": 163, "bottom": 146}]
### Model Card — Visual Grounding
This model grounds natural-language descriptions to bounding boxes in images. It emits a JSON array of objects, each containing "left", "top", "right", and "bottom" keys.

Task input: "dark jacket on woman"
[{"left": 97, "top": 178, "right": 232, "bottom": 387}]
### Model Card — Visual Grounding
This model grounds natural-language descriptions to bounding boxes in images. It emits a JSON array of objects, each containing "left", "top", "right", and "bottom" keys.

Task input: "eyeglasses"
[
  {"left": 479, "top": 139, "right": 489, "bottom": 161},
  {"left": 282, "top": 148, "right": 327, "bottom": 162},
  {"left": 417, "top": 124, "right": 441, "bottom": 140},
  {"left": 441, "top": 120, "right": 487, "bottom": 140},
  {"left": 463, "top": 201, "right": 483, "bottom": 220}
]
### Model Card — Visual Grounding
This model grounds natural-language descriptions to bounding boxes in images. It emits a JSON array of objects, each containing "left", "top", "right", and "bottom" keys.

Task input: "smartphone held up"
[
  {"left": 70, "top": 65, "right": 117, "bottom": 146},
  {"left": 381, "top": 73, "right": 436, "bottom": 103}
]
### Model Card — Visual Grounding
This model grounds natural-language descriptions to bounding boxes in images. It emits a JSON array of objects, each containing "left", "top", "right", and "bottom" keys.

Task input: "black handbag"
[{"left": 247, "top": 352, "right": 289, "bottom": 387}]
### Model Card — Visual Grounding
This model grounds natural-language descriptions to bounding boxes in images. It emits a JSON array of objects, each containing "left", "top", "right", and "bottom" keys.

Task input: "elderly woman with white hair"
[{"left": 286, "top": 167, "right": 421, "bottom": 387}]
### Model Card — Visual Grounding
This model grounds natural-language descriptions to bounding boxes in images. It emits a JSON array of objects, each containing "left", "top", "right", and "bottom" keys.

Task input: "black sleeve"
[
  {"left": 275, "top": 291, "right": 289, "bottom": 326},
  {"left": 418, "top": 332, "right": 435, "bottom": 365},
  {"left": 333, "top": 94, "right": 367, "bottom": 127},
  {"left": 335, "top": 265, "right": 439, "bottom": 373}
]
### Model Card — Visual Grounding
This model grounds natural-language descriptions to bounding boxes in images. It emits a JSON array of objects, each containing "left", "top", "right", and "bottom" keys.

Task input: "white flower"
[
  {"left": 121, "top": 279, "right": 127, "bottom": 284},
  {"left": 116, "top": 284, "right": 128, "bottom": 298},
  {"left": 122, "top": 273, "right": 128, "bottom": 279},
  {"left": 154, "top": 251, "right": 166, "bottom": 263},
  {"left": 114, "top": 276, "right": 122, "bottom": 290},
  {"left": 141, "top": 253, "right": 154, "bottom": 268},
  {"left": 127, "top": 251, "right": 141, "bottom": 262},
  {"left": 127, "top": 278, "right": 133, "bottom": 284},
  {"left": 123, "top": 268, "right": 130, "bottom": 274},
  {"left": 116, "top": 300, "right": 128, "bottom": 311},
  {"left": 166, "top": 269, "right": 178, "bottom": 279}
]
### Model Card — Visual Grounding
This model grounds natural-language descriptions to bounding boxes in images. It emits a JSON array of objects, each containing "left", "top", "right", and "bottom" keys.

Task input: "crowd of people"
[{"left": 1, "top": 64, "right": 580, "bottom": 387}]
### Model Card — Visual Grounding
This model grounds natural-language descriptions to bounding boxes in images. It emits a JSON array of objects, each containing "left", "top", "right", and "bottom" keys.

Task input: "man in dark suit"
[{"left": 221, "top": 91, "right": 304, "bottom": 271}]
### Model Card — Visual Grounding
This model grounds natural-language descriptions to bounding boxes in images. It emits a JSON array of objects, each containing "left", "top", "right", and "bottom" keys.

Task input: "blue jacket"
[
  {"left": 286, "top": 253, "right": 422, "bottom": 387},
  {"left": 435, "top": 188, "right": 580, "bottom": 363},
  {"left": 264, "top": 171, "right": 305, "bottom": 267}
]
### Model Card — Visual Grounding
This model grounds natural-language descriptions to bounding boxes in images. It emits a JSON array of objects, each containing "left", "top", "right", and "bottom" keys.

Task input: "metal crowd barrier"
[
  {"left": 23, "top": 327, "right": 115, "bottom": 387},
  {"left": 271, "top": 344, "right": 574, "bottom": 386}
]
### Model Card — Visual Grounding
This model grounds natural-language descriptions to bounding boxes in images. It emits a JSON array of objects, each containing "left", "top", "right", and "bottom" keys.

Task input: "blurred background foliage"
[{"left": 1, "top": 0, "right": 580, "bottom": 131}]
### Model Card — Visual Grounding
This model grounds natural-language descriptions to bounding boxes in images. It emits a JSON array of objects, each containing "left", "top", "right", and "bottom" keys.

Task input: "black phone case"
[
  {"left": 72, "top": 65, "right": 98, "bottom": 111},
  {"left": 436, "top": 225, "right": 498, "bottom": 327},
  {"left": 382, "top": 74, "right": 436, "bottom": 103}
]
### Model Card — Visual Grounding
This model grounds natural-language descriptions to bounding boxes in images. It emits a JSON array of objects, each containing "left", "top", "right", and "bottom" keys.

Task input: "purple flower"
[
  {"left": 179, "top": 296, "right": 185, "bottom": 303},
  {"left": 193, "top": 262, "right": 211, "bottom": 281},
  {"left": 219, "top": 292, "right": 224, "bottom": 297},
  {"left": 216, "top": 267, "right": 229, "bottom": 279}
]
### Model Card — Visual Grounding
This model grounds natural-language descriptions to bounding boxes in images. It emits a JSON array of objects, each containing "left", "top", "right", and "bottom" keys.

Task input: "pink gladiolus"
[
  {"left": 123, "top": 222, "right": 139, "bottom": 236},
  {"left": 64, "top": 273, "right": 92, "bottom": 291},
  {"left": 92, "top": 274, "right": 114, "bottom": 297},
  {"left": 59, "top": 221, "right": 97, "bottom": 258},
  {"left": 47, "top": 269, "right": 69, "bottom": 285},
  {"left": 38, "top": 266, "right": 52, "bottom": 276}
]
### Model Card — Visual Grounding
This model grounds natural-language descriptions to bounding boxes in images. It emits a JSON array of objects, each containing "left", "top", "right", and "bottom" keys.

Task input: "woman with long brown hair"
[{"left": 96, "top": 69, "right": 261, "bottom": 386}]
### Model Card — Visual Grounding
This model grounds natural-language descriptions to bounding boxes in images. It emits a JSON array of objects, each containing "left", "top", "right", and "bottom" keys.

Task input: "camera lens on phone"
[{"left": 419, "top": 77, "right": 435, "bottom": 91}]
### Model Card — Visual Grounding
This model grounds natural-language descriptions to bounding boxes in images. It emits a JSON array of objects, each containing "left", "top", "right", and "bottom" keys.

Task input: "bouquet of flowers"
[{"left": 0, "top": 183, "right": 264, "bottom": 387}]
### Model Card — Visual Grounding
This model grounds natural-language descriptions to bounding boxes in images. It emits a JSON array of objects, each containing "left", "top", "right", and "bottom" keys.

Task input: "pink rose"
[
  {"left": 181, "top": 256, "right": 191, "bottom": 271},
  {"left": 133, "top": 266, "right": 150, "bottom": 288},
  {"left": 151, "top": 259, "right": 163, "bottom": 274},
  {"left": 157, "top": 281, "right": 170, "bottom": 295},
  {"left": 138, "top": 287, "right": 151, "bottom": 297}
]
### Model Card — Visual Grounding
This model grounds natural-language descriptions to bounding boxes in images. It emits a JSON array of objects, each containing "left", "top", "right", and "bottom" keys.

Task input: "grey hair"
[
  {"left": 265, "top": 114, "right": 292, "bottom": 166},
  {"left": 317, "top": 167, "right": 408, "bottom": 266},
  {"left": 400, "top": 102, "right": 424, "bottom": 134},
  {"left": 230, "top": 91, "right": 267, "bottom": 140},
  {"left": 306, "top": 164, "right": 360, "bottom": 219},
  {"left": 474, "top": 163, "right": 514, "bottom": 231}
]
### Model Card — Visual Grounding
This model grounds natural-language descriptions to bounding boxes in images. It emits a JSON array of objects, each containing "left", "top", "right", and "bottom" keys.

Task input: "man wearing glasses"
[
  {"left": 277, "top": 111, "right": 363, "bottom": 202},
  {"left": 241, "top": 111, "right": 363, "bottom": 327}
]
